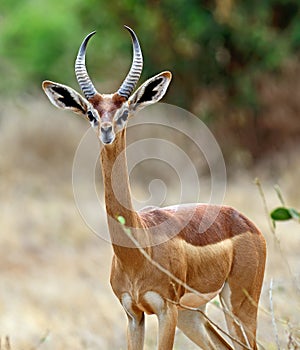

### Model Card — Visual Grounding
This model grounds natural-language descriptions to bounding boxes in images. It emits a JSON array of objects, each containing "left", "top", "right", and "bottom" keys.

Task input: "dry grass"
[{"left": 0, "top": 96, "right": 299, "bottom": 349}]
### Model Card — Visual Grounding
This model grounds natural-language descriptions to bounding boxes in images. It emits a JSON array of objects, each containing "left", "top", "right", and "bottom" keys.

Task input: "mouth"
[{"left": 100, "top": 135, "right": 115, "bottom": 145}]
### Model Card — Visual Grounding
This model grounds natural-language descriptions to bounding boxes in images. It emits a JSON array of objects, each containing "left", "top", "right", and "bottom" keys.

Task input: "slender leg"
[
  {"left": 142, "top": 291, "right": 178, "bottom": 350},
  {"left": 220, "top": 283, "right": 259, "bottom": 350},
  {"left": 178, "top": 306, "right": 233, "bottom": 350},
  {"left": 122, "top": 293, "right": 145, "bottom": 350},
  {"left": 221, "top": 233, "right": 266, "bottom": 350},
  {"left": 126, "top": 312, "right": 145, "bottom": 350},
  {"left": 157, "top": 303, "right": 178, "bottom": 350}
]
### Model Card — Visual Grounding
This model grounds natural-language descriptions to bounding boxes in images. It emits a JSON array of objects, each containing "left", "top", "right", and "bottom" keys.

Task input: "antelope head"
[{"left": 42, "top": 26, "right": 172, "bottom": 145}]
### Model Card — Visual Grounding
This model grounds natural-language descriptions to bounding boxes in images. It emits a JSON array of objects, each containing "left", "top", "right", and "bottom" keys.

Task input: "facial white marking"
[
  {"left": 114, "top": 108, "right": 129, "bottom": 132},
  {"left": 100, "top": 122, "right": 115, "bottom": 144}
]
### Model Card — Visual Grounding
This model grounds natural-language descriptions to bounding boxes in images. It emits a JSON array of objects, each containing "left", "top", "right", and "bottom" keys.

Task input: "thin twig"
[
  {"left": 274, "top": 185, "right": 286, "bottom": 206},
  {"left": 269, "top": 279, "right": 280, "bottom": 350},
  {"left": 254, "top": 178, "right": 278, "bottom": 239},
  {"left": 220, "top": 293, "right": 252, "bottom": 349},
  {"left": 167, "top": 298, "right": 251, "bottom": 350},
  {"left": 243, "top": 289, "right": 294, "bottom": 327},
  {"left": 287, "top": 325, "right": 300, "bottom": 349},
  {"left": 255, "top": 178, "right": 300, "bottom": 294}
]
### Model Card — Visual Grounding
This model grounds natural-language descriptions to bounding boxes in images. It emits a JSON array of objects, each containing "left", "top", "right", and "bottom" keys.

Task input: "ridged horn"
[
  {"left": 117, "top": 26, "right": 143, "bottom": 99},
  {"left": 75, "top": 31, "right": 97, "bottom": 100}
]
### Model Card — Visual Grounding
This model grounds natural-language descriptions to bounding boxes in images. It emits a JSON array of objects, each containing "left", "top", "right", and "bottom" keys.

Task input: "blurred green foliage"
[
  {"left": 271, "top": 207, "right": 300, "bottom": 222},
  {"left": 270, "top": 185, "right": 300, "bottom": 224},
  {"left": 0, "top": 0, "right": 299, "bottom": 111}
]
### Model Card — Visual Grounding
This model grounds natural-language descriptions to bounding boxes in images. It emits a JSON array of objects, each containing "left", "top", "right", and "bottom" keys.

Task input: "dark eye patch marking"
[
  {"left": 87, "top": 110, "right": 99, "bottom": 126},
  {"left": 52, "top": 86, "right": 85, "bottom": 113},
  {"left": 138, "top": 78, "right": 163, "bottom": 103},
  {"left": 117, "top": 110, "right": 129, "bottom": 125},
  {"left": 87, "top": 110, "right": 96, "bottom": 122}
]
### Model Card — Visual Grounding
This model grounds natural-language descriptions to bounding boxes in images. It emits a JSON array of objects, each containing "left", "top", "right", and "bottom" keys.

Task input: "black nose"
[
  {"left": 100, "top": 125, "right": 114, "bottom": 144},
  {"left": 102, "top": 137, "right": 114, "bottom": 144}
]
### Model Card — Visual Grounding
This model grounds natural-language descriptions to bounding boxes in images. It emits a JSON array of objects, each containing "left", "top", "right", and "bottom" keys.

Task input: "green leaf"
[
  {"left": 117, "top": 215, "right": 126, "bottom": 225},
  {"left": 270, "top": 207, "right": 292, "bottom": 221}
]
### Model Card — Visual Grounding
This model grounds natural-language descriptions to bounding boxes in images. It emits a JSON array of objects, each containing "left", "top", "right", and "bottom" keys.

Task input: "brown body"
[
  {"left": 111, "top": 204, "right": 265, "bottom": 313},
  {"left": 42, "top": 27, "right": 266, "bottom": 350},
  {"left": 104, "top": 131, "right": 266, "bottom": 350}
]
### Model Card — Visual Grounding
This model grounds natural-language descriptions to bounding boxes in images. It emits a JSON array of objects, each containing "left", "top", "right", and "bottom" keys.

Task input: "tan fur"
[
  {"left": 89, "top": 93, "right": 126, "bottom": 118},
  {"left": 42, "top": 73, "right": 266, "bottom": 349},
  {"left": 101, "top": 130, "right": 266, "bottom": 350}
]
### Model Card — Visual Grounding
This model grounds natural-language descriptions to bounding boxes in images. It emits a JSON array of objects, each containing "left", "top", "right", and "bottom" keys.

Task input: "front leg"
[
  {"left": 122, "top": 293, "right": 145, "bottom": 350},
  {"left": 127, "top": 312, "right": 145, "bottom": 350},
  {"left": 144, "top": 291, "right": 178, "bottom": 350},
  {"left": 157, "top": 303, "right": 178, "bottom": 350}
]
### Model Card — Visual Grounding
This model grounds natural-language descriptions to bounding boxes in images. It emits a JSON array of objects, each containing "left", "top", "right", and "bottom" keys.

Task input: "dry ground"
[{"left": 0, "top": 97, "right": 299, "bottom": 349}]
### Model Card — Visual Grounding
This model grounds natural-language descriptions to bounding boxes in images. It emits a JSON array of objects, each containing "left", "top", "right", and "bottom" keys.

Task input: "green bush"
[{"left": 0, "top": 0, "right": 299, "bottom": 111}]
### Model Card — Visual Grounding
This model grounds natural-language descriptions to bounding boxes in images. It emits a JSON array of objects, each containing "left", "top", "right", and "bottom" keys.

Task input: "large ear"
[
  {"left": 42, "top": 80, "right": 89, "bottom": 116},
  {"left": 129, "top": 71, "right": 172, "bottom": 112}
]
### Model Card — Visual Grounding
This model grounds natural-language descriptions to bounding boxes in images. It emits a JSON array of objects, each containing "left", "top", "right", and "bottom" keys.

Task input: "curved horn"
[
  {"left": 75, "top": 31, "right": 97, "bottom": 100},
  {"left": 117, "top": 26, "right": 143, "bottom": 99}
]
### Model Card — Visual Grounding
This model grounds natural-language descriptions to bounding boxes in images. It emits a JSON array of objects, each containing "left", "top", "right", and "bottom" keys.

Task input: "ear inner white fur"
[
  {"left": 42, "top": 81, "right": 89, "bottom": 116},
  {"left": 129, "top": 71, "right": 172, "bottom": 112}
]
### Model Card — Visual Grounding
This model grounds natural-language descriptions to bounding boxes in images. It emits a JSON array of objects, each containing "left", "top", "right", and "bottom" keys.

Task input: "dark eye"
[{"left": 87, "top": 110, "right": 98, "bottom": 124}]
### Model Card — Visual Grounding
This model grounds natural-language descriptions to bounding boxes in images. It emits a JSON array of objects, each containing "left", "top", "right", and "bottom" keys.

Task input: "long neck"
[{"left": 100, "top": 129, "right": 148, "bottom": 267}]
